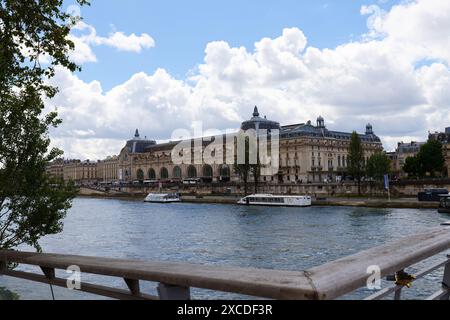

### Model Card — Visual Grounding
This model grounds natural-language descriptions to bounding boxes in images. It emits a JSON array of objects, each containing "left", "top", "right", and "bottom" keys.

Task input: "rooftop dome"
[
  {"left": 317, "top": 116, "right": 325, "bottom": 129},
  {"left": 366, "top": 123, "right": 374, "bottom": 135},
  {"left": 125, "top": 129, "right": 156, "bottom": 153},
  {"left": 241, "top": 106, "right": 281, "bottom": 131}
]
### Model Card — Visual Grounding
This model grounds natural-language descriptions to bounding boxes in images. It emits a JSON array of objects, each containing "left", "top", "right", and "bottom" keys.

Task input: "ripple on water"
[{"left": 1, "top": 198, "right": 449, "bottom": 300}]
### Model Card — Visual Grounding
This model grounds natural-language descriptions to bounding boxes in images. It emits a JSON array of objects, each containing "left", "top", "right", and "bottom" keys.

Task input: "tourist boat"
[
  {"left": 438, "top": 194, "right": 450, "bottom": 214},
  {"left": 144, "top": 193, "right": 181, "bottom": 203},
  {"left": 237, "top": 194, "right": 312, "bottom": 207}
]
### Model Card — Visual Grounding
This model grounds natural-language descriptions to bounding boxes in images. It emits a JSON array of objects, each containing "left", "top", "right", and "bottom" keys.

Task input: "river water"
[{"left": 1, "top": 197, "right": 449, "bottom": 300}]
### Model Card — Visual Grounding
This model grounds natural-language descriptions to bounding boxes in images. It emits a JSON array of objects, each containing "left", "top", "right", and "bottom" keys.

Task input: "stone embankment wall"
[
  {"left": 80, "top": 180, "right": 450, "bottom": 198},
  {"left": 118, "top": 183, "right": 386, "bottom": 197}
]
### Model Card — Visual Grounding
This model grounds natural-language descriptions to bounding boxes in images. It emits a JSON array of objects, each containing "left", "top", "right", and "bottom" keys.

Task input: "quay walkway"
[
  {"left": 180, "top": 195, "right": 439, "bottom": 209},
  {"left": 1, "top": 223, "right": 450, "bottom": 300}
]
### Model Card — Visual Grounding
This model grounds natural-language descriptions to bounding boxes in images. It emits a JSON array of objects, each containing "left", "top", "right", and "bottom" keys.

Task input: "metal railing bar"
[
  {"left": 0, "top": 251, "right": 315, "bottom": 300},
  {"left": 0, "top": 269, "right": 158, "bottom": 301},
  {"left": 124, "top": 278, "right": 141, "bottom": 296},
  {"left": 426, "top": 289, "right": 450, "bottom": 300},
  {"left": 1, "top": 226, "right": 450, "bottom": 300},
  {"left": 365, "top": 258, "right": 450, "bottom": 300},
  {"left": 307, "top": 227, "right": 450, "bottom": 300},
  {"left": 394, "top": 289, "right": 402, "bottom": 300},
  {"left": 365, "top": 286, "right": 401, "bottom": 301}
]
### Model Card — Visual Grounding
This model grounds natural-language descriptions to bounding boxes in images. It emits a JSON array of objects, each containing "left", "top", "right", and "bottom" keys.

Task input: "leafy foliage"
[
  {"left": 417, "top": 140, "right": 445, "bottom": 177},
  {"left": 0, "top": 0, "right": 88, "bottom": 251},
  {"left": 234, "top": 134, "right": 252, "bottom": 196},
  {"left": 347, "top": 132, "right": 365, "bottom": 195},
  {"left": 403, "top": 156, "right": 423, "bottom": 178},
  {"left": 402, "top": 140, "right": 445, "bottom": 178},
  {"left": 366, "top": 152, "right": 391, "bottom": 182},
  {"left": 0, "top": 0, "right": 89, "bottom": 96},
  {"left": 250, "top": 161, "right": 261, "bottom": 194}
]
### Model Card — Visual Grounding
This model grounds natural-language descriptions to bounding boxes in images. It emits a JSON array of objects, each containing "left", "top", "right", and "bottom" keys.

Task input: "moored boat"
[
  {"left": 144, "top": 193, "right": 181, "bottom": 203},
  {"left": 438, "top": 194, "right": 450, "bottom": 214},
  {"left": 237, "top": 194, "right": 312, "bottom": 207}
]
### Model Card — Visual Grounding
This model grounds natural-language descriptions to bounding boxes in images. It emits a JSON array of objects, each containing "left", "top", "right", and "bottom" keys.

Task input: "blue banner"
[{"left": 384, "top": 175, "right": 390, "bottom": 190}]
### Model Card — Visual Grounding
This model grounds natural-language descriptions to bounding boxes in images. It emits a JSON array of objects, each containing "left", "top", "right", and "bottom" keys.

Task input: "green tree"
[
  {"left": 250, "top": 160, "right": 261, "bottom": 194},
  {"left": 347, "top": 132, "right": 365, "bottom": 195},
  {"left": 0, "top": 0, "right": 88, "bottom": 251},
  {"left": 250, "top": 132, "right": 263, "bottom": 194},
  {"left": 417, "top": 140, "right": 445, "bottom": 177},
  {"left": 403, "top": 156, "right": 422, "bottom": 178},
  {"left": 234, "top": 135, "right": 252, "bottom": 196},
  {"left": 366, "top": 152, "right": 391, "bottom": 182}
]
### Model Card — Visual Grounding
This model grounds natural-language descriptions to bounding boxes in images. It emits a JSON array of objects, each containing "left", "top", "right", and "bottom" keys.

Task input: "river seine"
[{"left": 1, "top": 197, "right": 449, "bottom": 300}]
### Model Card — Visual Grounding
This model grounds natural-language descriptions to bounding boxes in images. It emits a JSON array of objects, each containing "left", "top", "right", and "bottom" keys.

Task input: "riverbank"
[
  {"left": 182, "top": 196, "right": 439, "bottom": 209},
  {"left": 78, "top": 190, "right": 439, "bottom": 209}
]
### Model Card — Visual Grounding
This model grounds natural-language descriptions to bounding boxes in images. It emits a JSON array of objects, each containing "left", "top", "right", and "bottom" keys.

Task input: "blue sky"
[
  {"left": 75, "top": 0, "right": 397, "bottom": 90},
  {"left": 50, "top": 0, "right": 450, "bottom": 159}
]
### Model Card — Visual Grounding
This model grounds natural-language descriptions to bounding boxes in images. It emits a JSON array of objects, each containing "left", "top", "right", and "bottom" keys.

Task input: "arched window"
[
  {"left": 136, "top": 169, "right": 144, "bottom": 181},
  {"left": 187, "top": 165, "right": 197, "bottom": 178},
  {"left": 160, "top": 167, "right": 169, "bottom": 179},
  {"left": 203, "top": 165, "right": 213, "bottom": 178},
  {"left": 220, "top": 165, "right": 230, "bottom": 177},
  {"left": 148, "top": 168, "right": 156, "bottom": 180},
  {"left": 173, "top": 166, "right": 182, "bottom": 179}
]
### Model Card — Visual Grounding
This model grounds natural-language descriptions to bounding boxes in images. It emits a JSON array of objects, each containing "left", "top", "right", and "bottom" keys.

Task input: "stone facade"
[
  {"left": 391, "top": 141, "right": 426, "bottom": 176},
  {"left": 48, "top": 108, "right": 385, "bottom": 185},
  {"left": 277, "top": 119, "right": 381, "bottom": 183},
  {"left": 116, "top": 108, "right": 383, "bottom": 184},
  {"left": 118, "top": 140, "right": 233, "bottom": 183},
  {"left": 62, "top": 160, "right": 98, "bottom": 185},
  {"left": 97, "top": 156, "right": 119, "bottom": 184},
  {"left": 429, "top": 127, "right": 450, "bottom": 176},
  {"left": 46, "top": 158, "right": 65, "bottom": 180}
]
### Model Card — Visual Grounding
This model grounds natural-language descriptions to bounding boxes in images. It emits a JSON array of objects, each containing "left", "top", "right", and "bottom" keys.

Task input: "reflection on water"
[{"left": 0, "top": 198, "right": 449, "bottom": 300}]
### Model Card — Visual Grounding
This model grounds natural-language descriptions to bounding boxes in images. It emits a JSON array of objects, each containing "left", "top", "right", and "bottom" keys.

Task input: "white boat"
[
  {"left": 237, "top": 194, "right": 312, "bottom": 207},
  {"left": 144, "top": 193, "right": 181, "bottom": 203}
]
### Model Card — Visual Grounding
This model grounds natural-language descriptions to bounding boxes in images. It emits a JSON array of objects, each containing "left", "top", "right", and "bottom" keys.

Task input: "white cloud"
[
  {"left": 94, "top": 32, "right": 155, "bottom": 52},
  {"left": 362, "top": 0, "right": 450, "bottom": 64},
  {"left": 47, "top": 0, "right": 450, "bottom": 158},
  {"left": 46, "top": 67, "right": 194, "bottom": 159},
  {"left": 361, "top": 5, "right": 387, "bottom": 39},
  {"left": 69, "top": 21, "right": 155, "bottom": 64},
  {"left": 69, "top": 35, "right": 97, "bottom": 64},
  {"left": 416, "top": 63, "right": 450, "bottom": 108}
]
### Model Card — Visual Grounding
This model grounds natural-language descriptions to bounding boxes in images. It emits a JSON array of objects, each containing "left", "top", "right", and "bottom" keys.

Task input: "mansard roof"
[
  {"left": 125, "top": 129, "right": 157, "bottom": 153},
  {"left": 241, "top": 106, "right": 281, "bottom": 131},
  {"left": 144, "top": 141, "right": 180, "bottom": 152},
  {"left": 280, "top": 122, "right": 382, "bottom": 143}
]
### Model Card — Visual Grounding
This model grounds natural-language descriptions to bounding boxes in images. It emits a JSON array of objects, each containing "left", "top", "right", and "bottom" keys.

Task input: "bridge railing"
[{"left": 1, "top": 223, "right": 450, "bottom": 300}]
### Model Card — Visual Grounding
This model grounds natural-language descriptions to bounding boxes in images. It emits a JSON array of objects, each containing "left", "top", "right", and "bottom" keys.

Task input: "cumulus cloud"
[
  {"left": 69, "top": 21, "right": 155, "bottom": 64},
  {"left": 48, "top": 0, "right": 450, "bottom": 159}
]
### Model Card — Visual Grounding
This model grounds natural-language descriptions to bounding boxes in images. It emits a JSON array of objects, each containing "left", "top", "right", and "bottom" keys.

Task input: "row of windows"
[
  {"left": 247, "top": 197, "right": 285, "bottom": 203},
  {"left": 134, "top": 165, "right": 232, "bottom": 180}
]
